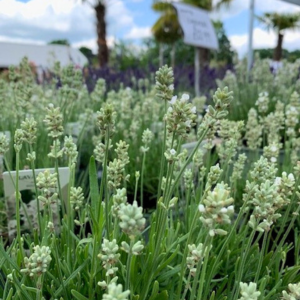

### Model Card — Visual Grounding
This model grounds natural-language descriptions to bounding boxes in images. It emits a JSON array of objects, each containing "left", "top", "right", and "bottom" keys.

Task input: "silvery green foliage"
[
  {"left": 238, "top": 282, "right": 261, "bottom": 300},
  {"left": 165, "top": 94, "right": 197, "bottom": 138},
  {"left": 231, "top": 154, "right": 247, "bottom": 184},
  {"left": 102, "top": 283, "right": 130, "bottom": 300},
  {"left": 216, "top": 70, "right": 238, "bottom": 91},
  {"left": 275, "top": 172, "right": 295, "bottom": 199},
  {"left": 91, "top": 78, "right": 106, "bottom": 103},
  {"left": 141, "top": 128, "right": 154, "bottom": 153},
  {"left": 255, "top": 92, "right": 269, "bottom": 114},
  {"left": 14, "top": 129, "right": 24, "bottom": 152},
  {"left": 285, "top": 104, "right": 299, "bottom": 138},
  {"left": 70, "top": 187, "right": 84, "bottom": 211},
  {"left": 121, "top": 241, "right": 144, "bottom": 255},
  {"left": 264, "top": 103, "right": 284, "bottom": 144},
  {"left": 48, "top": 139, "right": 64, "bottom": 159},
  {"left": 206, "top": 164, "right": 223, "bottom": 188},
  {"left": 21, "top": 245, "right": 52, "bottom": 277},
  {"left": 37, "top": 170, "right": 59, "bottom": 206},
  {"left": 249, "top": 157, "right": 277, "bottom": 184},
  {"left": 289, "top": 91, "right": 300, "bottom": 111},
  {"left": 217, "top": 120, "right": 244, "bottom": 165},
  {"left": 0, "top": 133, "right": 9, "bottom": 155},
  {"left": 192, "top": 148, "right": 205, "bottom": 168},
  {"left": 186, "top": 243, "right": 211, "bottom": 276},
  {"left": 107, "top": 159, "right": 130, "bottom": 190},
  {"left": 263, "top": 142, "right": 281, "bottom": 163},
  {"left": 243, "top": 156, "right": 277, "bottom": 217},
  {"left": 63, "top": 136, "right": 78, "bottom": 165},
  {"left": 199, "top": 182, "right": 234, "bottom": 237},
  {"left": 164, "top": 148, "right": 178, "bottom": 163},
  {"left": 43, "top": 104, "right": 64, "bottom": 139},
  {"left": 198, "top": 87, "right": 233, "bottom": 149},
  {"left": 115, "top": 140, "right": 130, "bottom": 166},
  {"left": 97, "top": 103, "right": 117, "bottom": 136},
  {"left": 245, "top": 108, "right": 262, "bottom": 150},
  {"left": 98, "top": 239, "right": 120, "bottom": 277},
  {"left": 112, "top": 188, "right": 127, "bottom": 217},
  {"left": 183, "top": 169, "right": 193, "bottom": 190},
  {"left": 248, "top": 180, "right": 282, "bottom": 232},
  {"left": 118, "top": 201, "right": 145, "bottom": 238},
  {"left": 282, "top": 283, "right": 300, "bottom": 300},
  {"left": 20, "top": 117, "right": 37, "bottom": 145},
  {"left": 155, "top": 65, "right": 174, "bottom": 102},
  {"left": 192, "top": 95, "right": 207, "bottom": 113}
]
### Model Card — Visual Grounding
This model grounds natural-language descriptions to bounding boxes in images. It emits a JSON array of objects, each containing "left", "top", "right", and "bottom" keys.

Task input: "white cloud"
[
  {"left": 125, "top": 26, "right": 151, "bottom": 39},
  {"left": 0, "top": 0, "right": 144, "bottom": 52},
  {"left": 72, "top": 36, "right": 116, "bottom": 53},
  {"left": 230, "top": 27, "right": 300, "bottom": 58},
  {"left": 210, "top": 0, "right": 300, "bottom": 21}
]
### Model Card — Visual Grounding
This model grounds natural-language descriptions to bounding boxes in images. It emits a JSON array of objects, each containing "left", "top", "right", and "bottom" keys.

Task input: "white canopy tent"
[
  {"left": 247, "top": 0, "right": 300, "bottom": 72},
  {"left": 0, "top": 42, "right": 88, "bottom": 69}
]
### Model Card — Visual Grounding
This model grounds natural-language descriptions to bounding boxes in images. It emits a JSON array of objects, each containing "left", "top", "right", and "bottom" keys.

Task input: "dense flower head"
[
  {"left": 70, "top": 186, "right": 84, "bottom": 211},
  {"left": 238, "top": 282, "right": 261, "bottom": 300},
  {"left": 199, "top": 182, "right": 234, "bottom": 236},
  {"left": 21, "top": 245, "right": 52, "bottom": 277},
  {"left": 97, "top": 103, "right": 117, "bottom": 136},
  {"left": 43, "top": 104, "right": 64, "bottom": 139},
  {"left": 165, "top": 93, "right": 197, "bottom": 138},
  {"left": 118, "top": 201, "right": 145, "bottom": 238},
  {"left": 282, "top": 282, "right": 300, "bottom": 300},
  {"left": 0, "top": 133, "right": 9, "bottom": 155},
  {"left": 98, "top": 239, "right": 120, "bottom": 277},
  {"left": 20, "top": 117, "right": 37, "bottom": 144},
  {"left": 255, "top": 91, "right": 269, "bottom": 114},
  {"left": 102, "top": 283, "right": 130, "bottom": 300},
  {"left": 245, "top": 108, "right": 262, "bottom": 150},
  {"left": 155, "top": 65, "right": 174, "bottom": 101}
]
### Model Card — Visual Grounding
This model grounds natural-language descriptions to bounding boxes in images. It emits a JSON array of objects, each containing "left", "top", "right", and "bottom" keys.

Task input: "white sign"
[
  {"left": 3, "top": 167, "right": 70, "bottom": 240},
  {"left": 172, "top": 2, "right": 219, "bottom": 50}
]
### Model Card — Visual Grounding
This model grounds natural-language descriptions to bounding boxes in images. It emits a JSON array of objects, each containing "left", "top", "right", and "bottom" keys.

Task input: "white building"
[{"left": 0, "top": 42, "right": 88, "bottom": 69}]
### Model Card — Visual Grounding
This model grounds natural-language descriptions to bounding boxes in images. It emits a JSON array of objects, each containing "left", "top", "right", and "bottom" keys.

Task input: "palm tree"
[
  {"left": 258, "top": 12, "right": 300, "bottom": 61},
  {"left": 82, "top": 0, "right": 109, "bottom": 67},
  {"left": 151, "top": 2, "right": 182, "bottom": 67}
]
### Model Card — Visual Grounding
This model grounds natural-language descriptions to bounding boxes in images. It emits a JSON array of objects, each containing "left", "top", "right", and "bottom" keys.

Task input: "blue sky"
[{"left": 1, "top": 0, "right": 300, "bottom": 57}]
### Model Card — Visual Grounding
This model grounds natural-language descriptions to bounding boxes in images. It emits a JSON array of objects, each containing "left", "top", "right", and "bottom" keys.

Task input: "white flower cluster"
[
  {"left": 186, "top": 243, "right": 211, "bottom": 276},
  {"left": 21, "top": 245, "right": 52, "bottom": 277},
  {"left": 141, "top": 128, "right": 154, "bottom": 153},
  {"left": 102, "top": 282, "right": 130, "bottom": 300},
  {"left": 199, "top": 182, "right": 234, "bottom": 237},
  {"left": 118, "top": 201, "right": 145, "bottom": 238},
  {"left": 255, "top": 91, "right": 269, "bottom": 114},
  {"left": 165, "top": 93, "right": 197, "bottom": 138},
  {"left": 43, "top": 103, "right": 64, "bottom": 139},
  {"left": 238, "top": 282, "right": 261, "bottom": 300},
  {"left": 98, "top": 239, "right": 120, "bottom": 277},
  {"left": 282, "top": 282, "right": 300, "bottom": 300}
]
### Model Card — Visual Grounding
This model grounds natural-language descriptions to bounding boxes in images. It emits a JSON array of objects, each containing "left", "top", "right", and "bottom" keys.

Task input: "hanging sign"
[{"left": 172, "top": 2, "right": 219, "bottom": 50}]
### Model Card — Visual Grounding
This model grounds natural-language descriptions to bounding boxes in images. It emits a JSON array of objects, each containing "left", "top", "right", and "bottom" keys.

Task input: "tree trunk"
[
  {"left": 159, "top": 43, "right": 164, "bottom": 67},
  {"left": 199, "top": 47, "right": 210, "bottom": 67},
  {"left": 95, "top": 3, "right": 109, "bottom": 67},
  {"left": 171, "top": 43, "right": 176, "bottom": 69},
  {"left": 273, "top": 32, "right": 284, "bottom": 61}
]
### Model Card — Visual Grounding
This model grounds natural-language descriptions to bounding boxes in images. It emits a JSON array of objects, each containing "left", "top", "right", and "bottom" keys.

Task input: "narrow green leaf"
[
  {"left": 152, "top": 290, "right": 169, "bottom": 300},
  {"left": 54, "top": 260, "right": 89, "bottom": 297},
  {"left": 149, "top": 281, "right": 159, "bottom": 300},
  {"left": 71, "top": 290, "right": 89, "bottom": 300},
  {"left": 6, "top": 288, "right": 14, "bottom": 300},
  {"left": 89, "top": 156, "right": 99, "bottom": 221}
]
